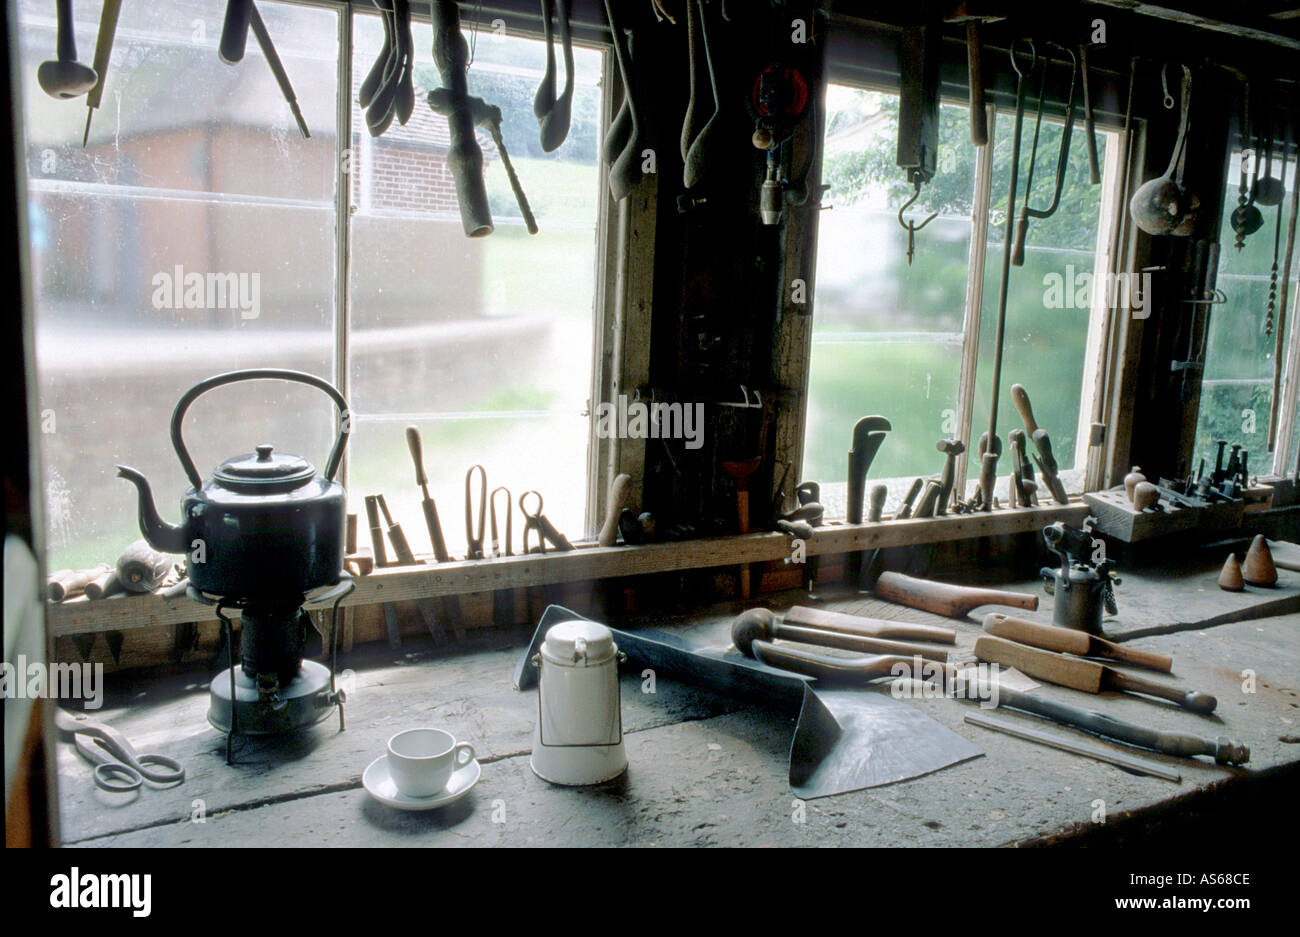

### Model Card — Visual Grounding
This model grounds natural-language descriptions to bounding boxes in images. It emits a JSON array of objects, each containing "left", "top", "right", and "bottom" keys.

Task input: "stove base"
[{"left": 208, "top": 659, "right": 338, "bottom": 737}]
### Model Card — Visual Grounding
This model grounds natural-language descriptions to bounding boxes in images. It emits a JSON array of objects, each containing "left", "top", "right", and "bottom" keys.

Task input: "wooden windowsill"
[{"left": 45, "top": 500, "right": 1090, "bottom": 636}]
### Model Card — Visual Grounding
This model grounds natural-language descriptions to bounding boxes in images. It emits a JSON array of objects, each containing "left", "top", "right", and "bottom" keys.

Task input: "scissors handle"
[{"left": 61, "top": 711, "right": 186, "bottom": 787}]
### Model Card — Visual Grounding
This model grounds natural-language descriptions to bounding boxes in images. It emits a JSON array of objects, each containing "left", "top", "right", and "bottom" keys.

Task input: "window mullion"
[
  {"left": 954, "top": 102, "right": 996, "bottom": 497},
  {"left": 334, "top": 3, "right": 353, "bottom": 487}
]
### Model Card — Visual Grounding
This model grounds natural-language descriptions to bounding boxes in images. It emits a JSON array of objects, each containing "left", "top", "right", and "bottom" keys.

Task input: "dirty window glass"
[{"left": 20, "top": 0, "right": 340, "bottom": 572}]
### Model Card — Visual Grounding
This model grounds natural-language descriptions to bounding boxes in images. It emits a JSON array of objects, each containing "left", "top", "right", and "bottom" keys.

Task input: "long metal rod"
[
  {"left": 334, "top": 5, "right": 353, "bottom": 488},
  {"left": 964, "top": 710, "right": 1181, "bottom": 781},
  {"left": 1268, "top": 111, "right": 1299, "bottom": 454}
]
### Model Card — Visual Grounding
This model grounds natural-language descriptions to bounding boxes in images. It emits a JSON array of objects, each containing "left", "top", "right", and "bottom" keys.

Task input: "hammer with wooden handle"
[
  {"left": 974, "top": 635, "right": 1215, "bottom": 714},
  {"left": 983, "top": 613, "right": 1172, "bottom": 672},
  {"left": 1010, "top": 383, "right": 1039, "bottom": 435}
]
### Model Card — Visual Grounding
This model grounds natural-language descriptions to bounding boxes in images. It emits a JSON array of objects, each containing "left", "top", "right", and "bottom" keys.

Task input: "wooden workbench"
[{"left": 53, "top": 553, "right": 1300, "bottom": 848}]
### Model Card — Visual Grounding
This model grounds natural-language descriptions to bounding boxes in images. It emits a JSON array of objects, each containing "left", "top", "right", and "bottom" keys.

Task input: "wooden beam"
[
  {"left": 1080, "top": 0, "right": 1300, "bottom": 52},
  {"left": 45, "top": 501, "right": 1089, "bottom": 636}
]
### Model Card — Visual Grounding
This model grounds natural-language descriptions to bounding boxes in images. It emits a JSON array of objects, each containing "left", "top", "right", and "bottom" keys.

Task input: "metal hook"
[{"left": 897, "top": 177, "right": 938, "bottom": 265}]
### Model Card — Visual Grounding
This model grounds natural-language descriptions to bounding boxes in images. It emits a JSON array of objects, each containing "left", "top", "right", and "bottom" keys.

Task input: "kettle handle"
[{"left": 170, "top": 369, "right": 351, "bottom": 489}]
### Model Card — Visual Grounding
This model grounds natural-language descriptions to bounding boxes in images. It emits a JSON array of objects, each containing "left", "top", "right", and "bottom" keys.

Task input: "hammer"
[{"left": 935, "top": 439, "right": 965, "bottom": 515}]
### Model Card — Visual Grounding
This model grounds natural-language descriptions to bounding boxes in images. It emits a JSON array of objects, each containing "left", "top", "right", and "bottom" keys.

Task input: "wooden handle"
[
  {"left": 405, "top": 425, "right": 428, "bottom": 487},
  {"left": 219, "top": 0, "right": 252, "bottom": 64},
  {"left": 365, "top": 496, "right": 389, "bottom": 567},
  {"left": 982, "top": 613, "right": 1091, "bottom": 655},
  {"left": 1010, "top": 211, "right": 1029, "bottom": 266},
  {"left": 750, "top": 641, "right": 949, "bottom": 686},
  {"left": 868, "top": 485, "right": 887, "bottom": 522},
  {"left": 1010, "top": 384, "right": 1038, "bottom": 435},
  {"left": 975, "top": 635, "right": 1103, "bottom": 693},
  {"left": 875, "top": 572, "right": 1038, "bottom": 618},
  {"left": 598, "top": 473, "right": 632, "bottom": 546},
  {"left": 983, "top": 612, "right": 1174, "bottom": 673},
  {"left": 84, "top": 570, "right": 124, "bottom": 600},
  {"left": 47, "top": 565, "right": 112, "bottom": 602},
  {"left": 774, "top": 622, "right": 948, "bottom": 662},
  {"left": 786, "top": 606, "right": 956, "bottom": 644},
  {"left": 979, "top": 452, "right": 999, "bottom": 512},
  {"left": 1106, "top": 671, "right": 1217, "bottom": 715},
  {"left": 967, "top": 22, "right": 987, "bottom": 145}
]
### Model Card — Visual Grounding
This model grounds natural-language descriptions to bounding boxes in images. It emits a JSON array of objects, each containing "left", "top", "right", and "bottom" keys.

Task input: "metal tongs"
[{"left": 1011, "top": 43, "right": 1077, "bottom": 265}]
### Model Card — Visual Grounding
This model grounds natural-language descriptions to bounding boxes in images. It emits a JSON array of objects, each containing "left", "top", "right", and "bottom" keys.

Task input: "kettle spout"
[{"left": 116, "top": 465, "right": 189, "bottom": 554}]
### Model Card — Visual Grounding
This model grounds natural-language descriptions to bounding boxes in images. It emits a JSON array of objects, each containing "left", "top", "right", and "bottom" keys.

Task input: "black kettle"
[{"left": 117, "top": 369, "right": 350, "bottom": 601}]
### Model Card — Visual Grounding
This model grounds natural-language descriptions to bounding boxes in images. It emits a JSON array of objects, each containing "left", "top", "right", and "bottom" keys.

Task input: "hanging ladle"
[
  {"left": 38, "top": 0, "right": 98, "bottom": 99},
  {"left": 1130, "top": 64, "right": 1195, "bottom": 236}
]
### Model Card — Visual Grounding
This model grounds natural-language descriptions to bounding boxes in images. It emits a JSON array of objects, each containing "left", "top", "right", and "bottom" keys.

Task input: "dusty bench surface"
[{"left": 55, "top": 567, "right": 1300, "bottom": 847}]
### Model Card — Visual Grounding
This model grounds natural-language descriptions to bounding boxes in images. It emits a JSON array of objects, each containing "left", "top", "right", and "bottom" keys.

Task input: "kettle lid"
[
  {"left": 540, "top": 619, "right": 617, "bottom": 666},
  {"left": 213, "top": 444, "right": 317, "bottom": 492}
]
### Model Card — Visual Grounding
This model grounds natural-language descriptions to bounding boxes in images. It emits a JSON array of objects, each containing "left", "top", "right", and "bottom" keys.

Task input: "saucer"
[{"left": 362, "top": 754, "right": 481, "bottom": 811}]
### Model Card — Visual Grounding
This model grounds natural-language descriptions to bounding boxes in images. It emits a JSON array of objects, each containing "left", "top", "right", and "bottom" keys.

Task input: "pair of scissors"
[
  {"left": 55, "top": 710, "right": 185, "bottom": 793},
  {"left": 519, "top": 490, "right": 574, "bottom": 554}
]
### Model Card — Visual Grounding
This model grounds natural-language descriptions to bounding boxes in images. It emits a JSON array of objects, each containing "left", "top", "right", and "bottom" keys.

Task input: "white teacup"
[{"left": 386, "top": 728, "right": 475, "bottom": 798}]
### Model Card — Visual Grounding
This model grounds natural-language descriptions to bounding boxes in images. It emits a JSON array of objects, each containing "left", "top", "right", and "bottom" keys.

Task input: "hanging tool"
[
  {"left": 897, "top": 179, "right": 938, "bottom": 265},
  {"left": 430, "top": 0, "right": 493, "bottom": 235},
  {"left": 1230, "top": 82, "right": 1265, "bottom": 250},
  {"left": 681, "top": 0, "right": 707, "bottom": 161},
  {"left": 249, "top": 2, "right": 310, "bottom": 138},
  {"left": 540, "top": 0, "right": 575, "bottom": 151},
  {"left": 1268, "top": 109, "right": 1299, "bottom": 450},
  {"left": 465, "top": 465, "right": 487, "bottom": 559},
  {"left": 1010, "top": 44, "right": 1076, "bottom": 265},
  {"left": 219, "top": 0, "right": 253, "bottom": 64},
  {"left": 520, "top": 490, "right": 574, "bottom": 553},
  {"left": 982, "top": 39, "right": 1036, "bottom": 511},
  {"left": 942, "top": 4, "right": 1004, "bottom": 146},
  {"left": 377, "top": 494, "right": 418, "bottom": 566},
  {"left": 604, "top": 0, "right": 646, "bottom": 199},
  {"left": 683, "top": 0, "right": 727, "bottom": 189},
  {"left": 1078, "top": 43, "right": 1100, "bottom": 185},
  {"left": 895, "top": 15, "right": 941, "bottom": 261},
  {"left": 81, "top": 0, "right": 121, "bottom": 145},
  {"left": 428, "top": 89, "right": 538, "bottom": 233},
  {"left": 1133, "top": 64, "right": 1199, "bottom": 238},
  {"left": 749, "top": 62, "right": 812, "bottom": 225},
  {"left": 1264, "top": 130, "right": 1285, "bottom": 338}
]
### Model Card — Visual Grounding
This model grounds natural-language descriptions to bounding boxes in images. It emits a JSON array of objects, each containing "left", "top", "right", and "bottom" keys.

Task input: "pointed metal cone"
[
  {"left": 1242, "top": 535, "right": 1278, "bottom": 587},
  {"left": 1218, "top": 553, "right": 1245, "bottom": 591}
]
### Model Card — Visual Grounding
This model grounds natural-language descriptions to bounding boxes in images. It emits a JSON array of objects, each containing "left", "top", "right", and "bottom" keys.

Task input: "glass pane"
[
  {"left": 347, "top": 17, "right": 602, "bottom": 543},
  {"left": 973, "top": 108, "right": 1110, "bottom": 501},
  {"left": 19, "top": 0, "right": 340, "bottom": 572},
  {"left": 806, "top": 89, "right": 975, "bottom": 516},
  {"left": 1194, "top": 149, "right": 1298, "bottom": 477}
]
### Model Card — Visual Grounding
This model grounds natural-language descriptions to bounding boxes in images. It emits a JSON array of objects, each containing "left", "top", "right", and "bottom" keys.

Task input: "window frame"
[{"left": 798, "top": 74, "right": 1126, "bottom": 509}]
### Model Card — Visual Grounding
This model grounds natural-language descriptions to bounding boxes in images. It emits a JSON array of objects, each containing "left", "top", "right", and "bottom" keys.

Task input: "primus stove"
[{"left": 118, "top": 369, "right": 354, "bottom": 762}]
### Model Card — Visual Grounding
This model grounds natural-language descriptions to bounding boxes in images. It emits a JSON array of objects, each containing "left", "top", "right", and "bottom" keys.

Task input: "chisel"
[
  {"left": 405, "top": 426, "right": 450, "bottom": 562},
  {"left": 82, "top": 0, "right": 121, "bottom": 146},
  {"left": 974, "top": 635, "right": 1215, "bottom": 714},
  {"left": 376, "top": 494, "right": 418, "bottom": 566},
  {"left": 964, "top": 711, "right": 1180, "bottom": 781},
  {"left": 364, "top": 495, "right": 389, "bottom": 567},
  {"left": 982, "top": 612, "right": 1172, "bottom": 672}
]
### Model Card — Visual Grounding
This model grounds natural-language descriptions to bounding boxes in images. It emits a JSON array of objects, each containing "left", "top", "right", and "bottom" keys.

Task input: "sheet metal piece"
[{"left": 514, "top": 606, "right": 983, "bottom": 798}]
